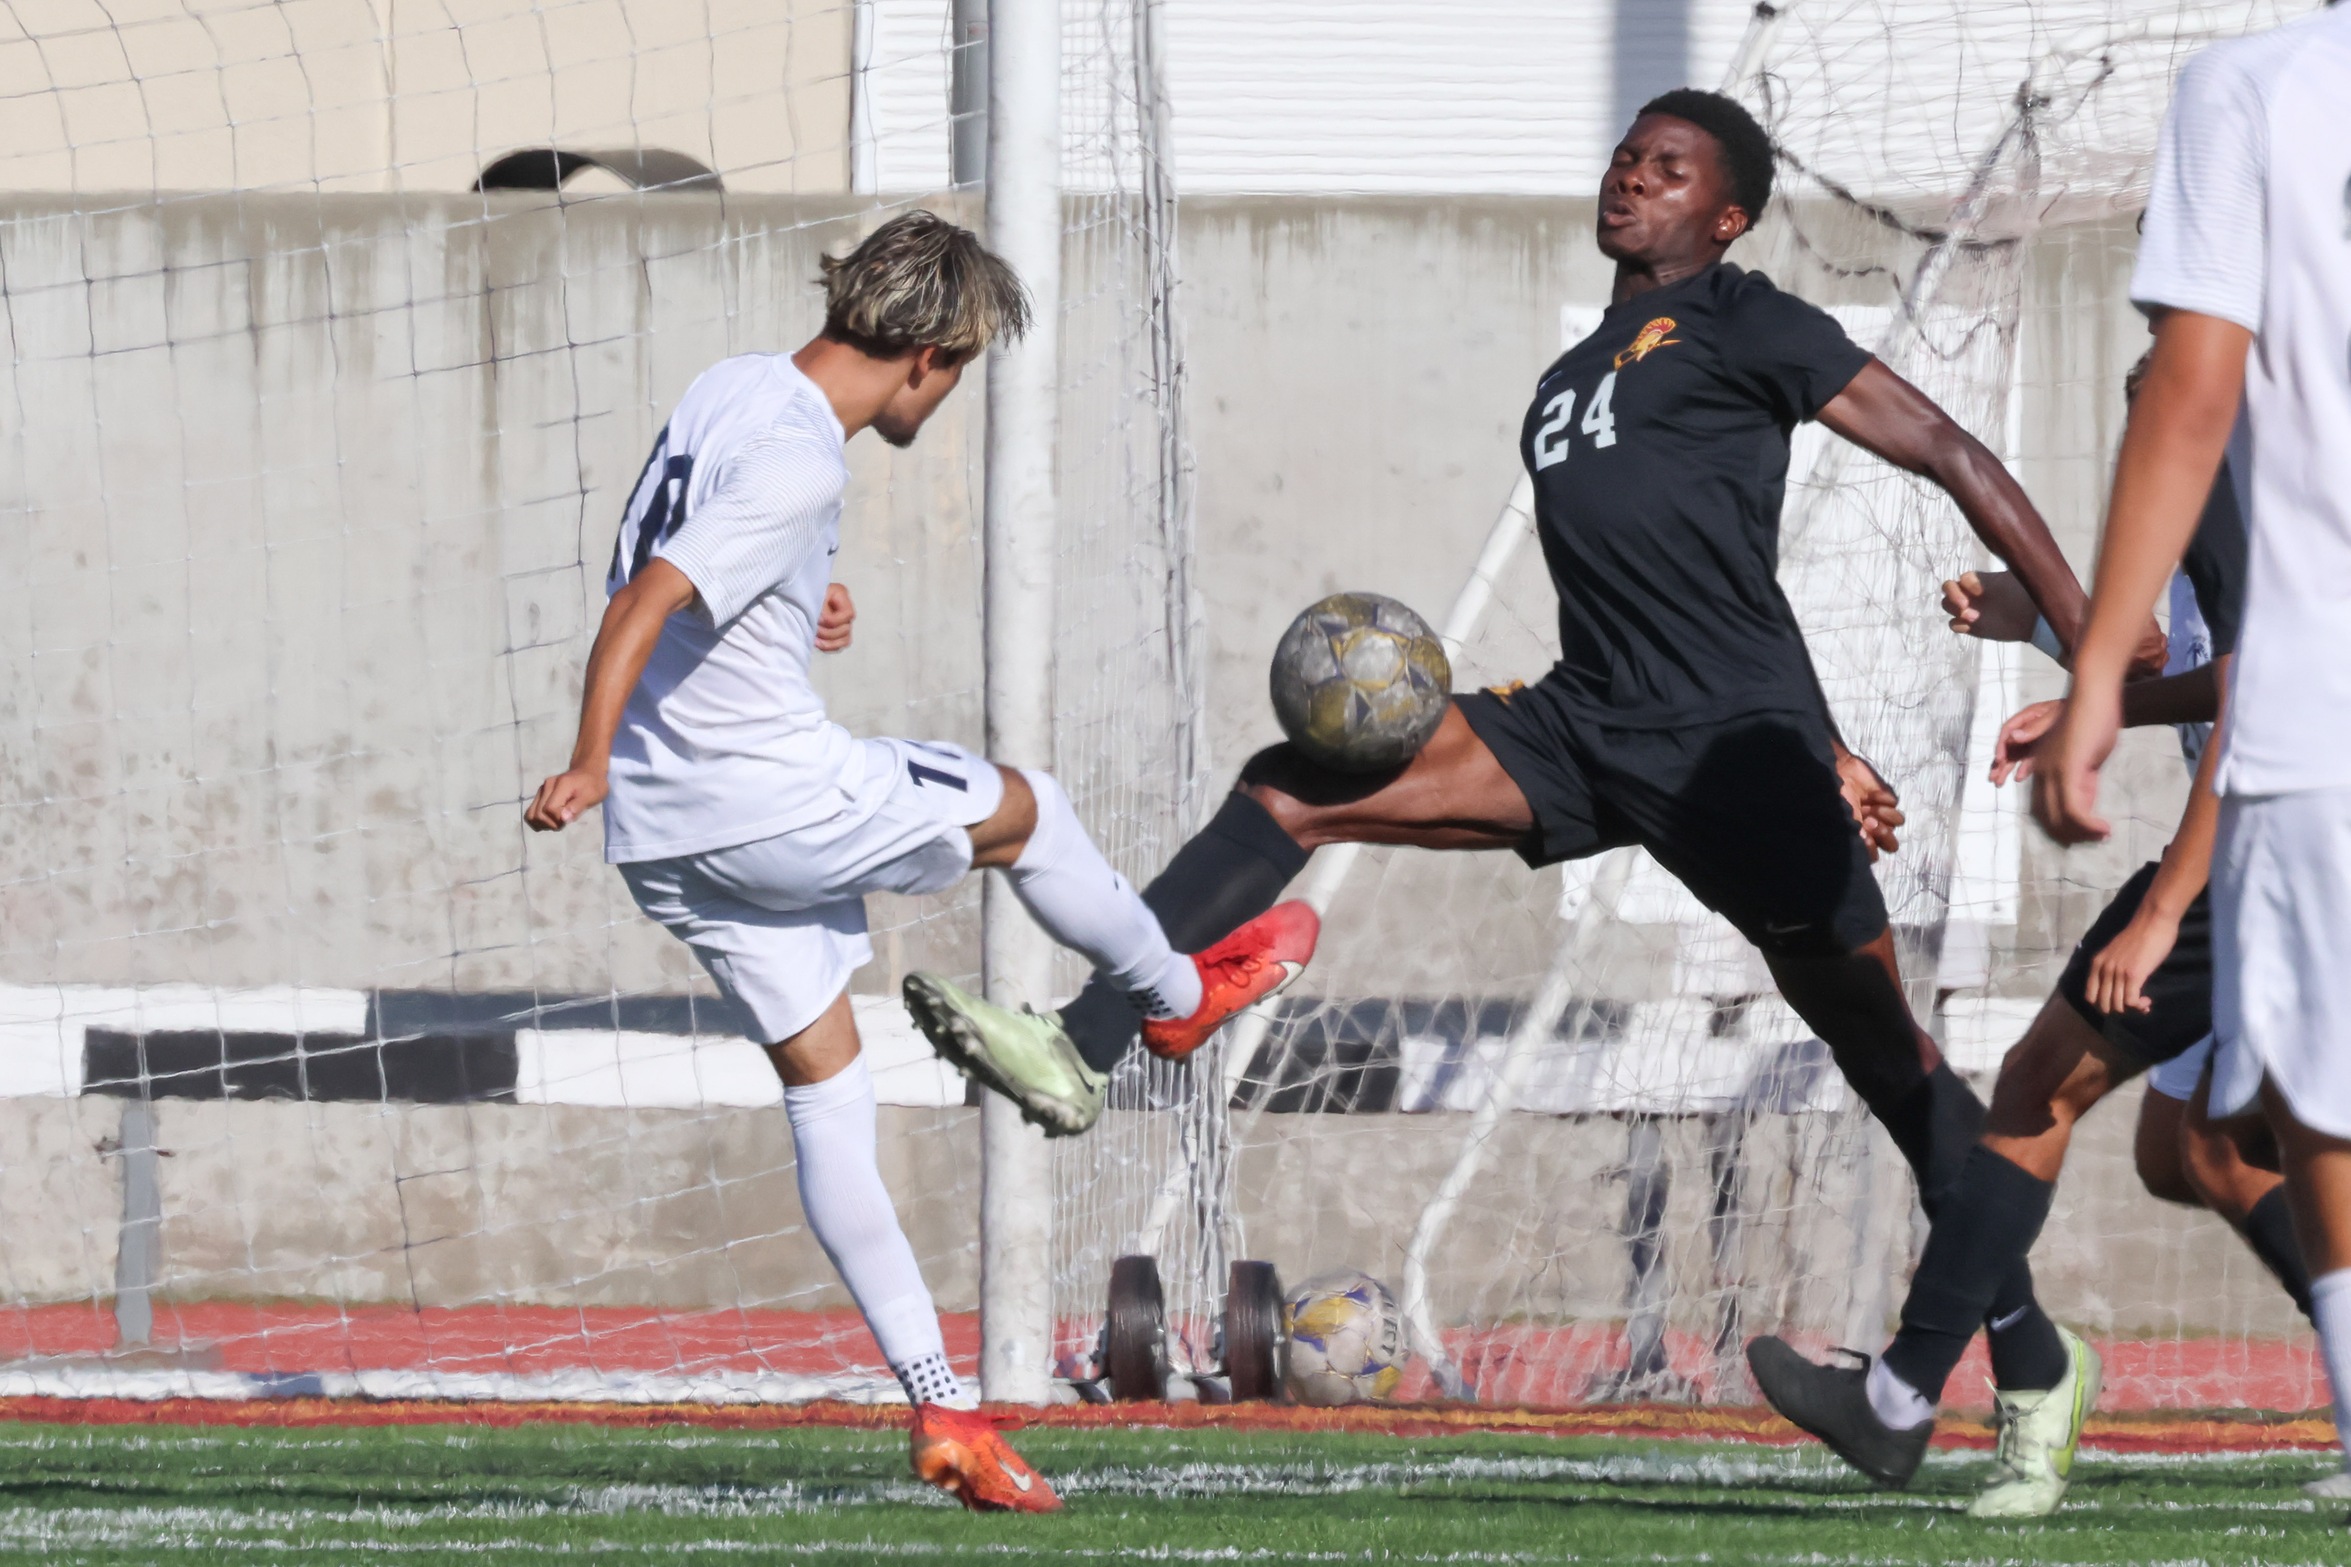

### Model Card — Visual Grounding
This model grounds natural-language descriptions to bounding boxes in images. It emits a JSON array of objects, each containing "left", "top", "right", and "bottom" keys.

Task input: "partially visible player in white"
[
  {"left": 524, "top": 211, "right": 1308, "bottom": 1512},
  {"left": 2035, "top": 0, "right": 2351, "bottom": 1506}
]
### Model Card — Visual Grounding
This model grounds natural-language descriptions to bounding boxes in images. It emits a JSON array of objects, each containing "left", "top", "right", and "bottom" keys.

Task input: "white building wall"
[{"left": 857, "top": 0, "right": 2311, "bottom": 198}]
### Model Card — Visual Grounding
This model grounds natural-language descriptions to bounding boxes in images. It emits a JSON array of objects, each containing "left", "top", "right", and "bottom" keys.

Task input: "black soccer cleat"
[{"left": 1747, "top": 1336, "right": 1933, "bottom": 1489}]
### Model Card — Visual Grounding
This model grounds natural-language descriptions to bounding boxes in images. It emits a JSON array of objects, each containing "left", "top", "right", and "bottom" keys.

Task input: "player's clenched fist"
[
  {"left": 526, "top": 768, "right": 607, "bottom": 832},
  {"left": 815, "top": 582, "right": 856, "bottom": 652},
  {"left": 1942, "top": 568, "right": 2037, "bottom": 642}
]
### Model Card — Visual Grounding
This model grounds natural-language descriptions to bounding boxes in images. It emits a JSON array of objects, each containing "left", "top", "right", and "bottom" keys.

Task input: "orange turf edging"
[{"left": 0, "top": 1395, "right": 2330, "bottom": 1453}]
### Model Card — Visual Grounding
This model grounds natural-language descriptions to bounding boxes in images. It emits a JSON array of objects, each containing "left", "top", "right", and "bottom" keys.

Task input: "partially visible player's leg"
[
  {"left": 1875, "top": 1000, "right": 2122, "bottom": 1432},
  {"left": 1748, "top": 996, "right": 2122, "bottom": 1497},
  {"left": 765, "top": 992, "right": 968, "bottom": 1409},
  {"left": 965, "top": 766, "right": 1203, "bottom": 1018},
  {"left": 2264, "top": 1086, "right": 2351, "bottom": 1499},
  {"left": 1754, "top": 857, "right": 2232, "bottom": 1508},
  {"left": 2152, "top": 1053, "right": 2333, "bottom": 1496},
  {"left": 2135, "top": 1070, "right": 2200, "bottom": 1205},
  {"left": 2210, "top": 786, "right": 2351, "bottom": 1494},
  {"left": 1610, "top": 713, "right": 2066, "bottom": 1397},
  {"left": 902, "top": 751, "right": 1318, "bottom": 1125},
  {"left": 2160, "top": 1049, "right": 2315, "bottom": 1315},
  {"left": 613, "top": 859, "right": 974, "bottom": 1413}
]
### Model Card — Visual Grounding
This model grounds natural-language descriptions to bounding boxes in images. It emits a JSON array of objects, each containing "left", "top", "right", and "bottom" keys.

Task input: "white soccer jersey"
[
  {"left": 601, "top": 354, "right": 858, "bottom": 862},
  {"left": 2131, "top": 4, "right": 2351, "bottom": 797}
]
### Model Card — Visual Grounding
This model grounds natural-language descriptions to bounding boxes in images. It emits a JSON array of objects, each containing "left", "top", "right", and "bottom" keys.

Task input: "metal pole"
[
  {"left": 848, "top": 0, "right": 878, "bottom": 195},
  {"left": 950, "top": 0, "right": 989, "bottom": 188},
  {"left": 978, "top": 0, "right": 1061, "bottom": 1407},
  {"left": 113, "top": 1098, "right": 160, "bottom": 1348}
]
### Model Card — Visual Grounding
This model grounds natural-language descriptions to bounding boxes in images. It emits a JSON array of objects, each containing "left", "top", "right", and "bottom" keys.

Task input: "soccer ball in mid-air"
[
  {"left": 1283, "top": 1269, "right": 1407, "bottom": 1406},
  {"left": 1268, "top": 592, "right": 1452, "bottom": 773}
]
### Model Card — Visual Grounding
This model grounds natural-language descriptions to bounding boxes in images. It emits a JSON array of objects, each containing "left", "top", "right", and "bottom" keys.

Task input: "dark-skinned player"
[{"left": 904, "top": 88, "right": 2162, "bottom": 1425}]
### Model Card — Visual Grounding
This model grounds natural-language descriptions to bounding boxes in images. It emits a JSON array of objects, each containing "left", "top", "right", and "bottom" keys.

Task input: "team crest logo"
[{"left": 1613, "top": 316, "right": 1682, "bottom": 367}]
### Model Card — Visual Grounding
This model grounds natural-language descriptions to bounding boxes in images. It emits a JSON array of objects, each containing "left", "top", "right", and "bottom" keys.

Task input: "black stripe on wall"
[{"left": 84, "top": 1030, "right": 519, "bottom": 1104}]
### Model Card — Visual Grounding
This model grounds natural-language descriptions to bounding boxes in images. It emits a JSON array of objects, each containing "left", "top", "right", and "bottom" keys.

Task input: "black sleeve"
[
  {"left": 2181, "top": 457, "right": 2247, "bottom": 657},
  {"left": 1717, "top": 276, "right": 1874, "bottom": 426}
]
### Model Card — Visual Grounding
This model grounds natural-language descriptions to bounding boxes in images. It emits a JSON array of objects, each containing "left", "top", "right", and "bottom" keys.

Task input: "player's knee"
[
  {"left": 2133, "top": 1093, "right": 2198, "bottom": 1206},
  {"left": 967, "top": 765, "right": 1043, "bottom": 869},
  {"left": 2177, "top": 1114, "right": 2273, "bottom": 1223},
  {"left": 1236, "top": 747, "right": 1327, "bottom": 841},
  {"left": 1009, "top": 767, "right": 1076, "bottom": 864}
]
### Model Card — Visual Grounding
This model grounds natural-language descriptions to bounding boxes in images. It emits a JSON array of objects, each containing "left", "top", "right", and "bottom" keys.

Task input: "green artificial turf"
[{"left": 0, "top": 1418, "right": 2337, "bottom": 1564}]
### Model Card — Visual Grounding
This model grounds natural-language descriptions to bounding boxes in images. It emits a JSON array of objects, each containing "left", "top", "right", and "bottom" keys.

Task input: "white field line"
[{"left": 0, "top": 1367, "right": 925, "bottom": 1405}]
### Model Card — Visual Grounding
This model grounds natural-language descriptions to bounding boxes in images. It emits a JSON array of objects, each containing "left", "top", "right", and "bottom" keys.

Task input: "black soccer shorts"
[
  {"left": 1455, "top": 671, "right": 1889, "bottom": 957},
  {"left": 2054, "top": 861, "right": 2214, "bottom": 1068}
]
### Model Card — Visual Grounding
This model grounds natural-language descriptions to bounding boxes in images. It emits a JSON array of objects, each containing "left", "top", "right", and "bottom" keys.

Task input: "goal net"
[
  {"left": 0, "top": 0, "right": 1192, "bottom": 1404},
  {"left": 0, "top": 0, "right": 2320, "bottom": 1419}
]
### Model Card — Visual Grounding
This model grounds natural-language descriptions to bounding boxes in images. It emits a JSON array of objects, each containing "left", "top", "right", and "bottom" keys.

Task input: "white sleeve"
[
  {"left": 2130, "top": 44, "right": 2268, "bottom": 333},
  {"left": 651, "top": 428, "right": 835, "bottom": 626}
]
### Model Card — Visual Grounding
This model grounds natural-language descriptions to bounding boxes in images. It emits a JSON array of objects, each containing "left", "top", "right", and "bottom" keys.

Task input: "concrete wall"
[
  {"left": 0, "top": 191, "right": 2274, "bottom": 1359},
  {"left": 0, "top": 2, "right": 855, "bottom": 195}
]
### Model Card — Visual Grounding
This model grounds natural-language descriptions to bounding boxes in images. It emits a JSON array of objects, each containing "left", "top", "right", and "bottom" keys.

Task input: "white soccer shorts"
[
  {"left": 2144, "top": 1035, "right": 2213, "bottom": 1103},
  {"left": 2208, "top": 785, "right": 2351, "bottom": 1136},
  {"left": 618, "top": 738, "right": 1004, "bottom": 1044}
]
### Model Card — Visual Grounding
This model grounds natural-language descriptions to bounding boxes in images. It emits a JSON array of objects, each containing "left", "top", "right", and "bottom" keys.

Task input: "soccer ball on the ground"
[
  {"left": 1268, "top": 592, "right": 1451, "bottom": 773},
  {"left": 1283, "top": 1269, "right": 1407, "bottom": 1406}
]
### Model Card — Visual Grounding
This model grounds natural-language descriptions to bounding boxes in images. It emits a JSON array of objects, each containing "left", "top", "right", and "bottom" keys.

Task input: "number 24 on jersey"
[{"left": 1532, "top": 370, "right": 1618, "bottom": 470}]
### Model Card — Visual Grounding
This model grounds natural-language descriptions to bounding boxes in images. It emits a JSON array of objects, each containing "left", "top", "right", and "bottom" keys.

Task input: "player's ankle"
[
  {"left": 1866, "top": 1357, "right": 1934, "bottom": 1431},
  {"left": 897, "top": 1350, "right": 971, "bottom": 1410}
]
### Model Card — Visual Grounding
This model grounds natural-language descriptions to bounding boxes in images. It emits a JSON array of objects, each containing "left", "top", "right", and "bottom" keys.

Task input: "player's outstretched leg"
[
  {"left": 906, "top": 898, "right": 1318, "bottom": 1132},
  {"left": 905, "top": 766, "right": 1319, "bottom": 1133},
  {"left": 1750, "top": 992, "right": 2127, "bottom": 1503}
]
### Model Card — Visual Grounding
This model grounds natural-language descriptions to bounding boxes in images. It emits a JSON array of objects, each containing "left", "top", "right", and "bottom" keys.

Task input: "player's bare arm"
[
  {"left": 1818, "top": 365, "right": 2162, "bottom": 674},
  {"left": 525, "top": 558, "right": 701, "bottom": 832},
  {"left": 2036, "top": 308, "right": 2251, "bottom": 842},
  {"left": 2086, "top": 663, "right": 2228, "bottom": 1016}
]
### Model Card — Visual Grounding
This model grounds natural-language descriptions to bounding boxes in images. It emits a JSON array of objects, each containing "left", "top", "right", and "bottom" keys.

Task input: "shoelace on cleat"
[
  {"left": 1204, "top": 949, "right": 1267, "bottom": 987},
  {"left": 1987, "top": 1403, "right": 2025, "bottom": 1483}
]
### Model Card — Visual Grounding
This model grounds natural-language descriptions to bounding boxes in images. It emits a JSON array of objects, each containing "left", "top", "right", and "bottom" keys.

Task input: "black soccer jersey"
[
  {"left": 2182, "top": 456, "right": 2246, "bottom": 660},
  {"left": 1518, "top": 263, "right": 1872, "bottom": 727}
]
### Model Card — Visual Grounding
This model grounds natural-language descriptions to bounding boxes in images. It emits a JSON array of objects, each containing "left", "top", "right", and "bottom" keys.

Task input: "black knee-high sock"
[
  {"left": 2241, "top": 1186, "right": 2315, "bottom": 1320},
  {"left": 1879, "top": 1145, "right": 2058, "bottom": 1403},
  {"left": 1057, "top": 792, "right": 1310, "bottom": 1074},
  {"left": 1870, "top": 1063, "right": 2069, "bottom": 1391}
]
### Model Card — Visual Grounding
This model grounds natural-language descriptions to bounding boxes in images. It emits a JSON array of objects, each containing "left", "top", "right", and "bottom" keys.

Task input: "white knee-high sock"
[
  {"left": 2313, "top": 1268, "right": 2351, "bottom": 1465},
  {"left": 1008, "top": 768, "right": 1202, "bottom": 1020},
  {"left": 784, "top": 1056, "right": 969, "bottom": 1408}
]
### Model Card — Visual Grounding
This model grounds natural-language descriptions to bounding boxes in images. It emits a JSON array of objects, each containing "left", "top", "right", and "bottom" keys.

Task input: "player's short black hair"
[{"left": 1636, "top": 88, "right": 1775, "bottom": 221}]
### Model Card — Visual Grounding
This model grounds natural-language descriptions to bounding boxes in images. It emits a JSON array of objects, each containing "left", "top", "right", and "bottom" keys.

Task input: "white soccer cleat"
[
  {"left": 901, "top": 972, "right": 1107, "bottom": 1136},
  {"left": 1966, "top": 1326, "right": 2102, "bottom": 1519},
  {"left": 2303, "top": 1465, "right": 2351, "bottom": 1501}
]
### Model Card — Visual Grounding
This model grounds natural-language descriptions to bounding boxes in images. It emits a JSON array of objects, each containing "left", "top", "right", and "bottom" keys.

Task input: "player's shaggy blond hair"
[{"left": 819, "top": 210, "right": 1029, "bottom": 363}]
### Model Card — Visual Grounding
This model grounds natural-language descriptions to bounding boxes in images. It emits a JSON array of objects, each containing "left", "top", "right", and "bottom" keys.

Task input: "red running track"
[{"left": 0, "top": 1304, "right": 2322, "bottom": 1414}]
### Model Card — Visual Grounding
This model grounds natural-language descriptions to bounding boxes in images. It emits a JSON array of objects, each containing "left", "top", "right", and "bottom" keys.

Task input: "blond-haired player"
[{"left": 526, "top": 211, "right": 1311, "bottom": 1510}]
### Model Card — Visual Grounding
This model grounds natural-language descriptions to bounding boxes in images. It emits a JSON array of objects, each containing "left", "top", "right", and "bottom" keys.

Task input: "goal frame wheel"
[
  {"left": 1104, "top": 1254, "right": 1169, "bottom": 1401},
  {"left": 1223, "top": 1259, "right": 1285, "bottom": 1401}
]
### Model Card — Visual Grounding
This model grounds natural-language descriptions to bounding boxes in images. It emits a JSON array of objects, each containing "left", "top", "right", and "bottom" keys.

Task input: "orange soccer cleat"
[
  {"left": 1141, "top": 900, "right": 1321, "bottom": 1061},
  {"left": 909, "top": 1404, "right": 1063, "bottom": 1513}
]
